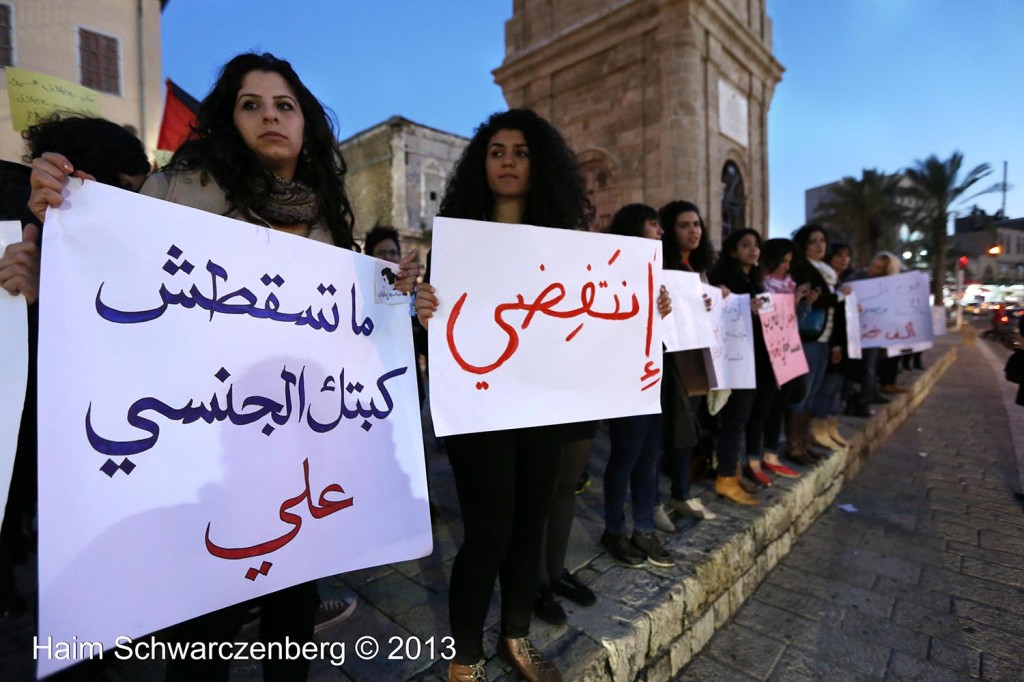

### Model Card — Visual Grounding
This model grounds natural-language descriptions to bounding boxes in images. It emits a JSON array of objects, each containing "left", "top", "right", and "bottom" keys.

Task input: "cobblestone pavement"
[
  {"left": 677, "top": 337, "right": 1024, "bottom": 681},
  {"left": 3, "top": 334, "right": 1014, "bottom": 681}
]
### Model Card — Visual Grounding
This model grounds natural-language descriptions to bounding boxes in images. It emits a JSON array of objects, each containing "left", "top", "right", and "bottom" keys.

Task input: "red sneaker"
[
  {"left": 744, "top": 464, "right": 772, "bottom": 487},
  {"left": 763, "top": 461, "right": 800, "bottom": 478}
]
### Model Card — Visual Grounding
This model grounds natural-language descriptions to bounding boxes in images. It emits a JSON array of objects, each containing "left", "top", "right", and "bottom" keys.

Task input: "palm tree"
[
  {"left": 813, "top": 169, "right": 906, "bottom": 262},
  {"left": 903, "top": 152, "right": 992, "bottom": 299}
]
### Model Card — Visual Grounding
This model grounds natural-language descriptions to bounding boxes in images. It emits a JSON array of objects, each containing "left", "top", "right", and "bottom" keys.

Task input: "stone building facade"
[
  {"left": 492, "top": 0, "right": 783, "bottom": 241},
  {"left": 0, "top": 0, "right": 164, "bottom": 162},
  {"left": 339, "top": 116, "right": 468, "bottom": 254}
]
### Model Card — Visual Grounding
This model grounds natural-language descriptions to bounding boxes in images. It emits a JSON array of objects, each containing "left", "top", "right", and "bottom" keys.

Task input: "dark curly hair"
[
  {"left": 23, "top": 115, "right": 149, "bottom": 188},
  {"left": 363, "top": 224, "right": 401, "bottom": 258},
  {"left": 438, "top": 109, "right": 593, "bottom": 229},
  {"left": 709, "top": 227, "right": 763, "bottom": 289},
  {"left": 168, "top": 52, "right": 354, "bottom": 248},
  {"left": 659, "top": 200, "right": 714, "bottom": 273},
  {"left": 762, "top": 238, "right": 795, "bottom": 274},
  {"left": 608, "top": 203, "right": 658, "bottom": 238},
  {"left": 791, "top": 223, "right": 829, "bottom": 260}
]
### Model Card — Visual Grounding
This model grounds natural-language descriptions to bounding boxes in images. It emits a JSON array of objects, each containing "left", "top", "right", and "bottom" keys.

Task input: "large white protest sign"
[
  {"left": 0, "top": 221, "right": 28, "bottom": 528},
  {"left": 886, "top": 341, "right": 934, "bottom": 358},
  {"left": 847, "top": 271, "right": 934, "bottom": 349},
  {"left": 660, "top": 270, "right": 714, "bottom": 353},
  {"left": 428, "top": 217, "right": 662, "bottom": 436},
  {"left": 844, "top": 291, "right": 863, "bottom": 359},
  {"left": 702, "top": 286, "right": 756, "bottom": 389},
  {"left": 36, "top": 181, "right": 430, "bottom": 677}
]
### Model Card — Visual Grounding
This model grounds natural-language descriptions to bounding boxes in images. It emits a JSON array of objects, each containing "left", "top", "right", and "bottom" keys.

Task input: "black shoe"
[
  {"left": 552, "top": 570, "right": 596, "bottom": 606},
  {"left": 600, "top": 530, "right": 644, "bottom": 566},
  {"left": 631, "top": 531, "right": 676, "bottom": 568},
  {"left": 844, "top": 397, "right": 872, "bottom": 418},
  {"left": 869, "top": 394, "right": 890, "bottom": 405},
  {"left": 533, "top": 590, "right": 567, "bottom": 625},
  {"left": 0, "top": 593, "right": 26, "bottom": 620}
]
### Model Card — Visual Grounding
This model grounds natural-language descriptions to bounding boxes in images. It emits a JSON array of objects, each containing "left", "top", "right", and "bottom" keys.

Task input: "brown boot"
[
  {"left": 809, "top": 418, "right": 842, "bottom": 450},
  {"left": 784, "top": 410, "right": 815, "bottom": 466},
  {"left": 498, "top": 637, "right": 562, "bottom": 682},
  {"left": 796, "top": 410, "right": 828, "bottom": 461},
  {"left": 715, "top": 475, "right": 760, "bottom": 505},
  {"left": 449, "top": 659, "right": 488, "bottom": 682},
  {"left": 827, "top": 416, "right": 849, "bottom": 447}
]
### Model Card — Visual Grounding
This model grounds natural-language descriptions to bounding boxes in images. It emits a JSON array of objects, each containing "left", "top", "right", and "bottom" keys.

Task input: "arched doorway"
[{"left": 721, "top": 161, "right": 745, "bottom": 240}]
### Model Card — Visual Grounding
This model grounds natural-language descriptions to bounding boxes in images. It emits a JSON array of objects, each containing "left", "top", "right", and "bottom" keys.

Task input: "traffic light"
[{"left": 958, "top": 255, "right": 968, "bottom": 270}]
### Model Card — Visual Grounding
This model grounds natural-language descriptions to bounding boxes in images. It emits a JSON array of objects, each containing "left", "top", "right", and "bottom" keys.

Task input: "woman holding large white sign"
[
  {"left": 30, "top": 52, "right": 421, "bottom": 682},
  {"left": 706, "top": 229, "right": 774, "bottom": 505},
  {"left": 415, "top": 109, "right": 596, "bottom": 682}
]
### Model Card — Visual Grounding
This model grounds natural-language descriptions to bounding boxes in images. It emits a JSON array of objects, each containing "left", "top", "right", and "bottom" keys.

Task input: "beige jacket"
[{"left": 139, "top": 169, "right": 334, "bottom": 245}]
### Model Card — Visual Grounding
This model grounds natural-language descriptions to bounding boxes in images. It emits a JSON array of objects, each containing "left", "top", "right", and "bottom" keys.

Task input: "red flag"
[{"left": 157, "top": 79, "right": 200, "bottom": 152}]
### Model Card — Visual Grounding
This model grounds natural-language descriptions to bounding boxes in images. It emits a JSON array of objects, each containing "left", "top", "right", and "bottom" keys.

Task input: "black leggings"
[
  {"left": 538, "top": 435, "right": 592, "bottom": 591},
  {"left": 164, "top": 581, "right": 318, "bottom": 682},
  {"left": 446, "top": 425, "right": 562, "bottom": 663}
]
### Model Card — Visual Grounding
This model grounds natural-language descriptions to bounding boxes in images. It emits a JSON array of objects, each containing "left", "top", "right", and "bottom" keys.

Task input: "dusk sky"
[{"left": 161, "top": 1, "right": 1024, "bottom": 238}]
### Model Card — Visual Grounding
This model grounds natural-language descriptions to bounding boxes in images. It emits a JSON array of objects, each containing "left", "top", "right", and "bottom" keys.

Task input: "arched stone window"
[
  {"left": 721, "top": 161, "right": 746, "bottom": 240},
  {"left": 578, "top": 149, "right": 617, "bottom": 231}
]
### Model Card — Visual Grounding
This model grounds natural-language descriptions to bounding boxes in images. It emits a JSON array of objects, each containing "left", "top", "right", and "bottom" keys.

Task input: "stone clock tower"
[{"left": 493, "top": 0, "right": 783, "bottom": 241}]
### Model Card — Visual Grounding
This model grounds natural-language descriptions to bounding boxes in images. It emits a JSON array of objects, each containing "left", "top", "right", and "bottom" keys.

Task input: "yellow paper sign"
[{"left": 5, "top": 67, "right": 101, "bottom": 132}]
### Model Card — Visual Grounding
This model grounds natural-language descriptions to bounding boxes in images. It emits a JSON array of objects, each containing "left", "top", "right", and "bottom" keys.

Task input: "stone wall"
[
  {"left": 339, "top": 117, "right": 467, "bottom": 254},
  {"left": 494, "top": 0, "right": 783, "bottom": 243}
]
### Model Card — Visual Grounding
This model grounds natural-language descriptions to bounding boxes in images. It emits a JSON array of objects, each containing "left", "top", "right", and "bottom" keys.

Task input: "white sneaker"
[
  {"left": 653, "top": 504, "right": 676, "bottom": 532},
  {"left": 670, "top": 497, "right": 717, "bottom": 521}
]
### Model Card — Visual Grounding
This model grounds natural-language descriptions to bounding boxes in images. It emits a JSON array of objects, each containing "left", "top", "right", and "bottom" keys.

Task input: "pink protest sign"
[{"left": 758, "top": 292, "right": 809, "bottom": 387}]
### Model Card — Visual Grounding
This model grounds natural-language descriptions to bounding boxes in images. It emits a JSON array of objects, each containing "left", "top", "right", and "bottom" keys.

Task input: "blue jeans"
[
  {"left": 604, "top": 413, "right": 662, "bottom": 535},
  {"left": 814, "top": 372, "right": 843, "bottom": 418},
  {"left": 793, "top": 341, "right": 828, "bottom": 413}
]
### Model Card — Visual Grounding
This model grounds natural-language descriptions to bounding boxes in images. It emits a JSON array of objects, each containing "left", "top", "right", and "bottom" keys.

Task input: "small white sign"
[{"left": 718, "top": 79, "right": 749, "bottom": 148}]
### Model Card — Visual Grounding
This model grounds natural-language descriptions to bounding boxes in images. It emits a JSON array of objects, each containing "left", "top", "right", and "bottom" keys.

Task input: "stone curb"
[{"left": 545, "top": 347, "right": 959, "bottom": 682}]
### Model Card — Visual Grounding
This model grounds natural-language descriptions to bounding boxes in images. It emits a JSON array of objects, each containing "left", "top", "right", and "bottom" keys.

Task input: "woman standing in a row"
[{"left": 415, "top": 109, "right": 594, "bottom": 682}]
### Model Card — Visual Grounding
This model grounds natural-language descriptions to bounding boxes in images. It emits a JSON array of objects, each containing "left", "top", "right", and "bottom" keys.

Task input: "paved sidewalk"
[
  {"left": 677, "top": 338, "right": 1024, "bottom": 681},
  {"left": 0, "top": 338, "right": 977, "bottom": 681}
]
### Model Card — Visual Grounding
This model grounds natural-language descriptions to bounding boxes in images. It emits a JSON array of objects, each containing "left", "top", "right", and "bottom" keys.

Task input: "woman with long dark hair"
[
  {"left": 657, "top": 200, "right": 718, "bottom": 521},
  {"left": 414, "top": 109, "right": 595, "bottom": 682},
  {"left": 600, "top": 203, "right": 676, "bottom": 567},
  {"left": 29, "top": 52, "right": 419, "bottom": 681},
  {"left": 788, "top": 224, "right": 848, "bottom": 457},
  {"left": 759, "top": 238, "right": 813, "bottom": 471},
  {"left": 706, "top": 228, "right": 773, "bottom": 504}
]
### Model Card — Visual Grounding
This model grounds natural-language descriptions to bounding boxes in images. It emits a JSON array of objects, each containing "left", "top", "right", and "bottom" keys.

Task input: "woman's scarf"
[
  {"left": 811, "top": 259, "right": 838, "bottom": 290},
  {"left": 257, "top": 174, "right": 319, "bottom": 225}
]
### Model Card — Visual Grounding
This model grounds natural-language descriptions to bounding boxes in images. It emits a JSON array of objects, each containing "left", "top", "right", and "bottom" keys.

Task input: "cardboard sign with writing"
[
  {"left": 5, "top": 67, "right": 101, "bottom": 132},
  {"left": 428, "top": 217, "right": 663, "bottom": 436},
  {"left": 758, "top": 293, "right": 809, "bottom": 387},
  {"left": 36, "top": 182, "right": 430, "bottom": 677}
]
